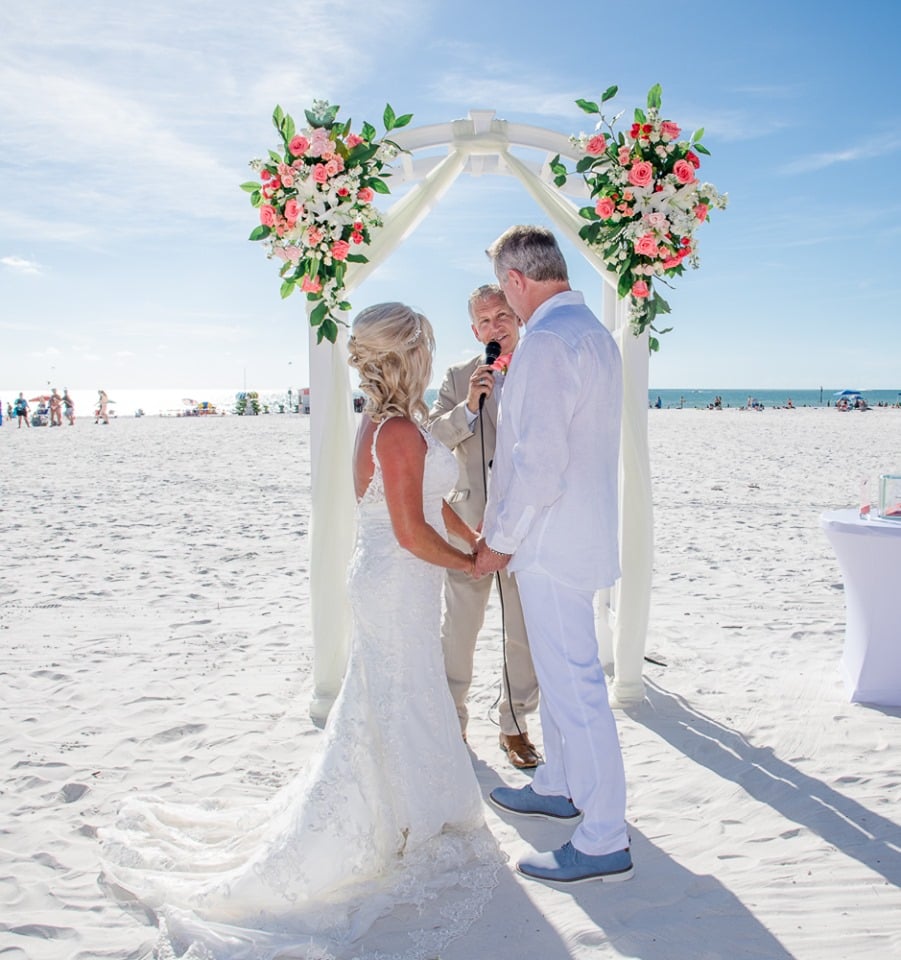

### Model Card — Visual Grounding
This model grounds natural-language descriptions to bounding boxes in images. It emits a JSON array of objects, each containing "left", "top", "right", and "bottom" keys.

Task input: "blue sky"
[{"left": 2, "top": 0, "right": 899, "bottom": 395}]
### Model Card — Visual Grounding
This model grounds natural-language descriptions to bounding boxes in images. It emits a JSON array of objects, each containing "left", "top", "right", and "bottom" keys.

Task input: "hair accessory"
[{"left": 404, "top": 315, "right": 422, "bottom": 345}]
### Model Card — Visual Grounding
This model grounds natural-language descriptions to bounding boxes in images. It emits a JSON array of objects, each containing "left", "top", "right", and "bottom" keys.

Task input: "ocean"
[
  {"left": 647, "top": 388, "right": 901, "bottom": 409},
  {"left": 4, "top": 386, "right": 900, "bottom": 420}
]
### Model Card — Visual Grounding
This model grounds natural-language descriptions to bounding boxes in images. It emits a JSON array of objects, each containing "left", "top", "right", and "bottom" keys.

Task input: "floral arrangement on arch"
[
  {"left": 550, "top": 84, "right": 727, "bottom": 351},
  {"left": 243, "top": 100, "right": 411, "bottom": 344}
]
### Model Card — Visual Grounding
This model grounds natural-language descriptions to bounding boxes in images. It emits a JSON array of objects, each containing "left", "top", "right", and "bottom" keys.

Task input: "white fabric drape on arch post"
[{"left": 306, "top": 111, "right": 653, "bottom": 724}]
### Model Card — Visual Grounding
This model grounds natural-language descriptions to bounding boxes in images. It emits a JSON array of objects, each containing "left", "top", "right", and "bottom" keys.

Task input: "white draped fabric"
[{"left": 306, "top": 111, "right": 653, "bottom": 720}]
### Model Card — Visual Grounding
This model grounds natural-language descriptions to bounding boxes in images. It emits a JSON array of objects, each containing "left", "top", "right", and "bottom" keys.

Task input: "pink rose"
[
  {"left": 331, "top": 239, "right": 350, "bottom": 261},
  {"left": 673, "top": 159, "right": 695, "bottom": 184},
  {"left": 628, "top": 160, "right": 654, "bottom": 188},
  {"left": 491, "top": 353, "right": 514, "bottom": 374},
  {"left": 595, "top": 196, "right": 616, "bottom": 219},
  {"left": 289, "top": 135, "right": 310, "bottom": 157},
  {"left": 301, "top": 275, "right": 322, "bottom": 294},
  {"left": 357, "top": 186, "right": 374, "bottom": 204},
  {"left": 281, "top": 173, "right": 294, "bottom": 187},
  {"left": 259, "top": 204, "right": 276, "bottom": 227},
  {"left": 694, "top": 202, "right": 709, "bottom": 222},
  {"left": 284, "top": 199, "right": 301, "bottom": 224},
  {"left": 346, "top": 133, "right": 364, "bottom": 148},
  {"left": 618, "top": 146, "right": 632, "bottom": 165},
  {"left": 285, "top": 246, "right": 302, "bottom": 263},
  {"left": 312, "top": 164, "right": 329, "bottom": 184},
  {"left": 660, "top": 121, "right": 681, "bottom": 141},
  {"left": 585, "top": 134, "right": 606, "bottom": 156},
  {"left": 260, "top": 168, "right": 272, "bottom": 181},
  {"left": 662, "top": 255, "right": 682, "bottom": 270},
  {"left": 351, "top": 231, "right": 364, "bottom": 244},
  {"left": 635, "top": 233, "right": 659, "bottom": 257},
  {"left": 272, "top": 246, "right": 288, "bottom": 262},
  {"left": 306, "top": 226, "right": 323, "bottom": 245},
  {"left": 324, "top": 159, "right": 340, "bottom": 178},
  {"left": 631, "top": 280, "right": 650, "bottom": 299}
]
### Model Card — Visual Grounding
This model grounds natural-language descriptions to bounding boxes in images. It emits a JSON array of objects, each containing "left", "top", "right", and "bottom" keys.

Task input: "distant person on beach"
[
  {"left": 101, "top": 301, "right": 500, "bottom": 956},
  {"left": 95, "top": 390, "right": 109, "bottom": 424},
  {"left": 429, "top": 283, "right": 540, "bottom": 770},
  {"left": 49, "top": 388, "right": 62, "bottom": 427},
  {"left": 477, "top": 225, "right": 632, "bottom": 886},
  {"left": 14, "top": 393, "right": 29, "bottom": 428},
  {"left": 62, "top": 389, "right": 75, "bottom": 425}
]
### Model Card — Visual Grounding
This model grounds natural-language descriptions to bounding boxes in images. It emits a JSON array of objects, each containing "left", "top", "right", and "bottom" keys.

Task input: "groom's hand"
[{"left": 474, "top": 539, "right": 511, "bottom": 578}]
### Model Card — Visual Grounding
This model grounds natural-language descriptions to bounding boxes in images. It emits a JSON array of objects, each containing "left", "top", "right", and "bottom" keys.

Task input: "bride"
[{"left": 101, "top": 303, "right": 502, "bottom": 960}]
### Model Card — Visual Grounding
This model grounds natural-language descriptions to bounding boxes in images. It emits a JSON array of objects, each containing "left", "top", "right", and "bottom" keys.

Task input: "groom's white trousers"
[{"left": 515, "top": 571, "right": 629, "bottom": 856}]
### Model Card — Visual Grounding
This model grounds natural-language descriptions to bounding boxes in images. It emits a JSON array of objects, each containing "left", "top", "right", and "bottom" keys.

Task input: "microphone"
[{"left": 479, "top": 340, "right": 502, "bottom": 410}]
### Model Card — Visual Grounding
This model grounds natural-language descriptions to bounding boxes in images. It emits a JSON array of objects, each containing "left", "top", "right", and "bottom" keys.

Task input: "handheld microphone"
[{"left": 479, "top": 340, "right": 502, "bottom": 410}]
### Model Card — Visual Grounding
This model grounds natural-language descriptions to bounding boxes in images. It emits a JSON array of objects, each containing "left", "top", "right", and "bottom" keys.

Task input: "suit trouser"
[
  {"left": 440, "top": 558, "right": 539, "bottom": 736},
  {"left": 516, "top": 571, "right": 629, "bottom": 856}
]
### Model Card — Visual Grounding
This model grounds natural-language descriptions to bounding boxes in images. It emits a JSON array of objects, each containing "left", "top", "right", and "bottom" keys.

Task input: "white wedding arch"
[{"left": 305, "top": 109, "right": 653, "bottom": 722}]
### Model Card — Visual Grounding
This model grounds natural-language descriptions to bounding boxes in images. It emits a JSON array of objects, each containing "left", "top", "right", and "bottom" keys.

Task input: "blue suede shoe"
[
  {"left": 517, "top": 841, "right": 633, "bottom": 885},
  {"left": 488, "top": 784, "right": 582, "bottom": 821}
]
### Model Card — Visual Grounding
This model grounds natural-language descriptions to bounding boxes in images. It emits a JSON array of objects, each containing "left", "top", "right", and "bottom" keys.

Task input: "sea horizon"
[{"left": 3, "top": 385, "right": 901, "bottom": 418}]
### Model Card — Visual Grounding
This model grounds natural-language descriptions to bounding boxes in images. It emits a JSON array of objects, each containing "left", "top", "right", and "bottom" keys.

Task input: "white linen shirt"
[{"left": 483, "top": 290, "right": 623, "bottom": 591}]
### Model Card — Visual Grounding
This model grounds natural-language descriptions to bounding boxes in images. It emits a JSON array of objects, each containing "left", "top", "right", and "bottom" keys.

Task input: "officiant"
[{"left": 429, "top": 284, "right": 540, "bottom": 769}]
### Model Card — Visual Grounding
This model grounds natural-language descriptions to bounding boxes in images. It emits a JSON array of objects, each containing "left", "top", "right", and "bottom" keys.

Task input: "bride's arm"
[{"left": 377, "top": 418, "right": 475, "bottom": 574}]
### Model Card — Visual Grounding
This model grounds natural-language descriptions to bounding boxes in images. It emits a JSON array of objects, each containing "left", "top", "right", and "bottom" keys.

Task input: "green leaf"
[
  {"left": 309, "top": 301, "right": 328, "bottom": 326},
  {"left": 361, "top": 121, "right": 377, "bottom": 142},
  {"left": 694, "top": 143, "right": 711, "bottom": 156},
  {"left": 280, "top": 279, "right": 295, "bottom": 299},
  {"left": 579, "top": 205, "right": 599, "bottom": 221},
  {"left": 634, "top": 107, "right": 647, "bottom": 124},
  {"left": 273, "top": 105, "right": 284, "bottom": 129},
  {"left": 319, "top": 317, "right": 339, "bottom": 343},
  {"left": 647, "top": 83, "right": 663, "bottom": 110},
  {"left": 617, "top": 272, "right": 632, "bottom": 298},
  {"left": 341, "top": 117, "right": 352, "bottom": 137},
  {"left": 240, "top": 180, "right": 261, "bottom": 193},
  {"left": 393, "top": 112, "right": 413, "bottom": 128},
  {"left": 648, "top": 336, "right": 660, "bottom": 353},
  {"left": 283, "top": 114, "right": 296, "bottom": 143},
  {"left": 575, "top": 155, "right": 595, "bottom": 174},
  {"left": 601, "top": 84, "right": 618, "bottom": 103},
  {"left": 250, "top": 190, "right": 261, "bottom": 207},
  {"left": 349, "top": 143, "right": 379, "bottom": 164},
  {"left": 369, "top": 177, "right": 390, "bottom": 194},
  {"left": 553, "top": 174, "right": 568, "bottom": 188},
  {"left": 692, "top": 127, "right": 705, "bottom": 143},
  {"left": 656, "top": 325, "right": 673, "bottom": 335},
  {"left": 249, "top": 225, "right": 270, "bottom": 241},
  {"left": 346, "top": 253, "right": 368, "bottom": 263},
  {"left": 654, "top": 292, "right": 672, "bottom": 314},
  {"left": 383, "top": 103, "right": 397, "bottom": 130},
  {"left": 268, "top": 149, "right": 282, "bottom": 165},
  {"left": 338, "top": 301, "right": 353, "bottom": 312},
  {"left": 576, "top": 98, "right": 600, "bottom": 114}
]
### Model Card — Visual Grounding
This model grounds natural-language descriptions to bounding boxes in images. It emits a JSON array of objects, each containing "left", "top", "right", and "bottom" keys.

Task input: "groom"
[{"left": 475, "top": 225, "right": 633, "bottom": 885}]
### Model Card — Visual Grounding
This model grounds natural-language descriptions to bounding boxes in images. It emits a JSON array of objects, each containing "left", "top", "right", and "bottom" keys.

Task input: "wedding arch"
[{"left": 301, "top": 108, "right": 654, "bottom": 721}]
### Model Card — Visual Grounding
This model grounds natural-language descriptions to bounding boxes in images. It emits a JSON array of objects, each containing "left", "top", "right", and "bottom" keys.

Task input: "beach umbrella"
[
  {"left": 833, "top": 389, "right": 862, "bottom": 397},
  {"left": 29, "top": 395, "right": 51, "bottom": 402}
]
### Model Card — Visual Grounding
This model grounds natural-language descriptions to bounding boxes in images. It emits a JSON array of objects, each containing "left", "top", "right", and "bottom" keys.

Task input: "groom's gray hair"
[{"left": 486, "top": 225, "right": 568, "bottom": 283}]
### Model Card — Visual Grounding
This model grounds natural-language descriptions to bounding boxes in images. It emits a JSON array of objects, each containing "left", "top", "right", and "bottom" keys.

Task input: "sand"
[{"left": 1, "top": 407, "right": 899, "bottom": 960}]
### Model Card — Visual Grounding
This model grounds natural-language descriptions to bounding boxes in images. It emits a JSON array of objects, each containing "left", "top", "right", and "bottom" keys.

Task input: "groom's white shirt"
[{"left": 483, "top": 290, "right": 622, "bottom": 591}]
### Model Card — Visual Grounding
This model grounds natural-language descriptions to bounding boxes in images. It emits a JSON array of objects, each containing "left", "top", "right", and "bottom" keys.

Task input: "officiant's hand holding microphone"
[{"left": 465, "top": 339, "right": 502, "bottom": 414}]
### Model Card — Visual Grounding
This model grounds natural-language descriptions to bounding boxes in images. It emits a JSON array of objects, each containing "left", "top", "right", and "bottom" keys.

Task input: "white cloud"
[
  {"left": 1, "top": 255, "right": 41, "bottom": 274},
  {"left": 781, "top": 133, "right": 901, "bottom": 174}
]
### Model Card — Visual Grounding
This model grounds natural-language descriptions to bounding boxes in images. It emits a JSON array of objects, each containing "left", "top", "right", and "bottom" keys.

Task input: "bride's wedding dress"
[{"left": 101, "top": 422, "right": 501, "bottom": 959}]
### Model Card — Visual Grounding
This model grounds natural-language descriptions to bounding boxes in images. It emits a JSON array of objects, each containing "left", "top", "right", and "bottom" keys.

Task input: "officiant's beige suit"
[{"left": 429, "top": 356, "right": 539, "bottom": 737}]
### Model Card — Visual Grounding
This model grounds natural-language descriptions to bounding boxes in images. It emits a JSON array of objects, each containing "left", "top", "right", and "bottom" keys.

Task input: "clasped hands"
[{"left": 470, "top": 538, "right": 511, "bottom": 579}]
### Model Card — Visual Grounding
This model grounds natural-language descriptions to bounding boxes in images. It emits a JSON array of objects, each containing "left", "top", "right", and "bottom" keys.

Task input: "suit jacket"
[{"left": 428, "top": 355, "right": 498, "bottom": 531}]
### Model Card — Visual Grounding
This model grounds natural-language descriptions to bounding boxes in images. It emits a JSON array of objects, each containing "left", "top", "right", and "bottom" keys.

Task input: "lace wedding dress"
[{"left": 101, "top": 422, "right": 502, "bottom": 960}]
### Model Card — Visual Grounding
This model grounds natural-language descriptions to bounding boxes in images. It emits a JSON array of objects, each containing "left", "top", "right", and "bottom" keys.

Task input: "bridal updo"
[{"left": 347, "top": 302, "right": 436, "bottom": 424}]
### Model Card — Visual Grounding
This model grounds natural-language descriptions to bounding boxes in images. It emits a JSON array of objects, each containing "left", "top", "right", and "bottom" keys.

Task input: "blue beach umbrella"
[{"left": 833, "top": 389, "right": 862, "bottom": 397}]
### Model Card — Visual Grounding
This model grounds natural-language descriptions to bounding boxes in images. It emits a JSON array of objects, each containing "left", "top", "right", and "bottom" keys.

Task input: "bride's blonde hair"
[{"left": 347, "top": 302, "right": 435, "bottom": 423}]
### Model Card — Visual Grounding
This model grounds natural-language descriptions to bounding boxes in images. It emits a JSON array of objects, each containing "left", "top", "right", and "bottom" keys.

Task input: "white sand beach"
[{"left": 1, "top": 407, "right": 899, "bottom": 960}]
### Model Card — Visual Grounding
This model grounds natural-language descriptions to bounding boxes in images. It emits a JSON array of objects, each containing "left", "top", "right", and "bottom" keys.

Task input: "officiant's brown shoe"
[{"left": 499, "top": 732, "right": 541, "bottom": 769}]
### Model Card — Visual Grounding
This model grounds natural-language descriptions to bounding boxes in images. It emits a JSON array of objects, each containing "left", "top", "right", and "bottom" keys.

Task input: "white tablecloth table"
[{"left": 820, "top": 509, "right": 901, "bottom": 706}]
